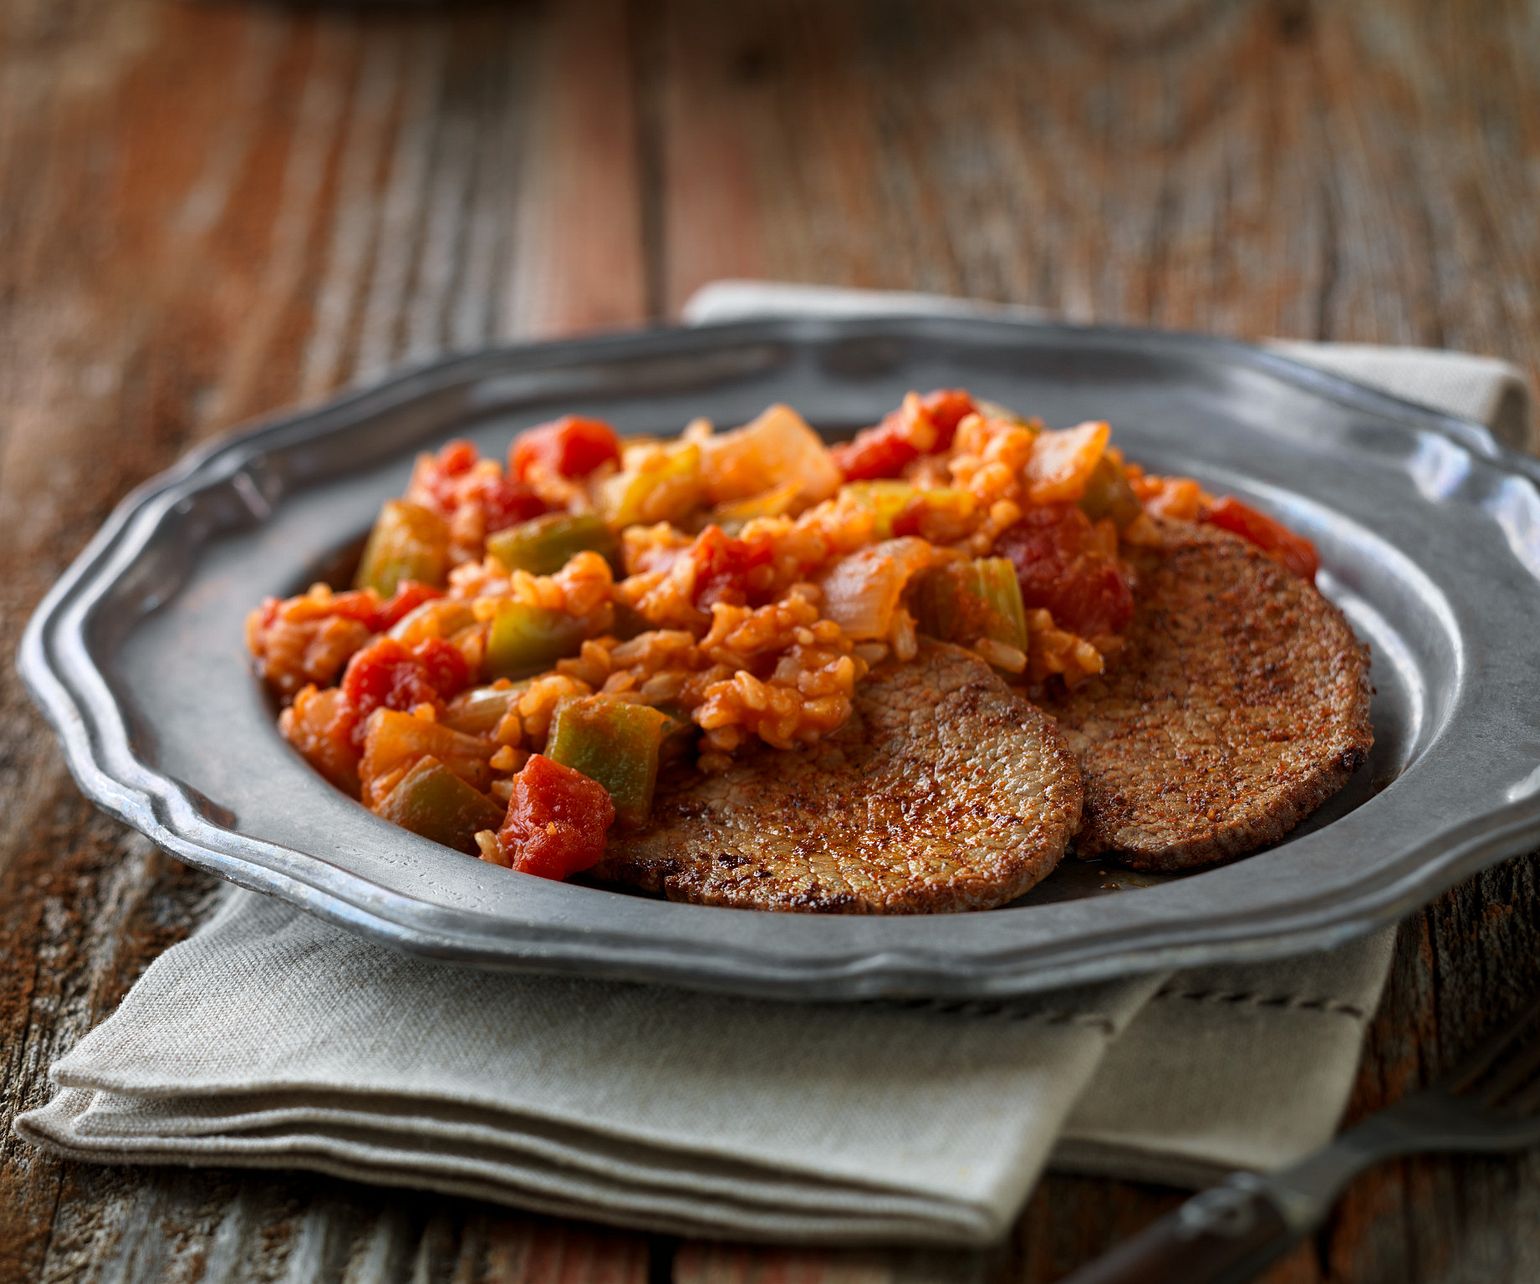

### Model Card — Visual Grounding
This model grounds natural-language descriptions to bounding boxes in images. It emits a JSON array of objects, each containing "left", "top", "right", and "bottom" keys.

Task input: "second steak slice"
[{"left": 1046, "top": 517, "right": 1373, "bottom": 870}]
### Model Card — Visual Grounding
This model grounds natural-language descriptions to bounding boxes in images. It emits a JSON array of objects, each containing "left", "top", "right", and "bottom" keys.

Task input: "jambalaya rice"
[{"left": 247, "top": 391, "right": 1322, "bottom": 881}]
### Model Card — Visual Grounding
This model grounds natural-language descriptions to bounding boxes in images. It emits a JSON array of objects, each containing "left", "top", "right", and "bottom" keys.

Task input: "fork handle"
[{"left": 1058, "top": 1173, "right": 1303, "bottom": 1284}]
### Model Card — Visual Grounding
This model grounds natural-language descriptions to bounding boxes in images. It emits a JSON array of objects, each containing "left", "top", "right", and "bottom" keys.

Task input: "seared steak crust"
[
  {"left": 1047, "top": 518, "right": 1373, "bottom": 870},
  {"left": 596, "top": 642, "right": 1083, "bottom": 913}
]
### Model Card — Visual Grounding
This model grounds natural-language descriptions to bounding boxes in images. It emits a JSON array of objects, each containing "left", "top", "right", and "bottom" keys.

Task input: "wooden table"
[{"left": 2, "top": 1, "right": 1537, "bottom": 1279}]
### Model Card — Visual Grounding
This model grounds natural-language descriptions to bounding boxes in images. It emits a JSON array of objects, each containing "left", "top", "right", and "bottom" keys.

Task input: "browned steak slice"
[
  {"left": 1046, "top": 518, "right": 1373, "bottom": 870},
  {"left": 595, "top": 642, "right": 1083, "bottom": 913}
]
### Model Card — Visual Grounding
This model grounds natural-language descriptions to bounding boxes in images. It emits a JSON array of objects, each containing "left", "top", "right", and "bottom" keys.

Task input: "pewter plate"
[{"left": 20, "top": 317, "right": 1540, "bottom": 999}]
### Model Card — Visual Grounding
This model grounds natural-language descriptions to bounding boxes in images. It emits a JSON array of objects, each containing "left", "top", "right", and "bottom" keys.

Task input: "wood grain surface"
[{"left": 2, "top": 0, "right": 1538, "bottom": 1280}]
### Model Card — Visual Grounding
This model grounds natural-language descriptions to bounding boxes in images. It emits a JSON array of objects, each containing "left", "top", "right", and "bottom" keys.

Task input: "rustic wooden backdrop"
[{"left": 2, "top": 0, "right": 1538, "bottom": 1280}]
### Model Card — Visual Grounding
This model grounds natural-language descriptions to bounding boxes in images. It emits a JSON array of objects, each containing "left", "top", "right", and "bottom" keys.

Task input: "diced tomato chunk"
[
  {"left": 416, "top": 441, "right": 480, "bottom": 509},
  {"left": 283, "top": 685, "right": 362, "bottom": 795},
  {"left": 410, "top": 440, "right": 547, "bottom": 528},
  {"left": 464, "top": 472, "right": 549, "bottom": 532},
  {"left": 690, "top": 524, "right": 775, "bottom": 607},
  {"left": 498, "top": 754, "right": 615, "bottom": 880},
  {"left": 890, "top": 502, "right": 925, "bottom": 539},
  {"left": 437, "top": 443, "right": 477, "bottom": 477},
  {"left": 1204, "top": 497, "right": 1320, "bottom": 583},
  {"left": 994, "top": 505, "right": 1134, "bottom": 639},
  {"left": 832, "top": 421, "right": 921, "bottom": 481},
  {"left": 412, "top": 637, "right": 472, "bottom": 697},
  {"left": 832, "top": 389, "right": 978, "bottom": 481},
  {"left": 339, "top": 636, "right": 472, "bottom": 744},
  {"left": 373, "top": 580, "right": 444, "bottom": 630},
  {"left": 303, "top": 589, "right": 386, "bottom": 626},
  {"left": 919, "top": 389, "right": 977, "bottom": 448},
  {"left": 510, "top": 416, "right": 623, "bottom": 481},
  {"left": 436, "top": 440, "right": 479, "bottom": 477}
]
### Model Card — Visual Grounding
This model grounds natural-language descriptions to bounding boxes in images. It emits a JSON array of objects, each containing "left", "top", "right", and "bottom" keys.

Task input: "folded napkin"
[
  {"left": 17, "top": 890, "right": 1392, "bottom": 1244},
  {"left": 17, "top": 289, "right": 1533, "bottom": 1246}
]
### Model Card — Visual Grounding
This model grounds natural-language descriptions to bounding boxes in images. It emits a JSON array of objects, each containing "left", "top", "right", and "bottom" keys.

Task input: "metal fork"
[{"left": 1061, "top": 997, "right": 1540, "bottom": 1284}]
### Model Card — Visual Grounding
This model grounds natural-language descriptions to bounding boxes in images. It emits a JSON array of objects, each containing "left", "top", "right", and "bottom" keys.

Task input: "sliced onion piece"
[
  {"left": 816, "top": 537, "right": 934, "bottom": 641},
  {"left": 701, "top": 404, "right": 842, "bottom": 508},
  {"left": 1024, "top": 420, "right": 1110, "bottom": 504}
]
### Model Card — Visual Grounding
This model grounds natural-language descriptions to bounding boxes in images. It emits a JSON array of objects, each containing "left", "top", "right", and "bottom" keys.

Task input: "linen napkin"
[{"left": 16, "top": 292, "right": 1533, "bottom": 1246}]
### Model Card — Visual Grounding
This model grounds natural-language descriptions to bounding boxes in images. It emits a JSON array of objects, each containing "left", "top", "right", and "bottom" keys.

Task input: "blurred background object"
[{"left": 1, "top": 1, "right": 1537, "bottom": 1281}]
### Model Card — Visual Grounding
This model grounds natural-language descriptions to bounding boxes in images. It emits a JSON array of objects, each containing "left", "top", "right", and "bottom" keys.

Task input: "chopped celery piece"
[
  {"left": 596, "top": 441, "right": 702, "bottom": 527},
  {"left": 546, "top": 695, "right": 670, "bottom": 828},
  {"left": 845, "top": 483, "right": 972, "bottom": 538},
  {"left": 911, "top": 565, "right": 965, "bottom": 641},
  {"left": 484, "top": 602, "right": 589, "bottom": 680},
  {"left": 712, "top": 480, "right": 801, "bottom": 528},
  {"left": 1078, "top": 455, "right": 1142, "bottom": 528},
  {"left": 486, "top": 512, "right": 618, "bottom": 575},
  {"left": 355, "top": 500, "right": 450, "bottom": 596},
  {"left": 843, "top": 481, "right": 915, "bottom": 538},
  {"left": 375, "top": 756, "right": 505, "bottom": 854},
  {"left": 911, "top": 557, "right": 1029, "bottom": 658},
  {"left": 974, "top": 557, "right": 1030, "bottom": 651}
]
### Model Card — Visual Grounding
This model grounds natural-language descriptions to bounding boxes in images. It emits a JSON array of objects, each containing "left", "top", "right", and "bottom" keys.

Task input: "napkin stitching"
[
  {"left": 877, "top": 999, "right": 1118, "bottom": 1033},
  {"left": 1153, "top": 986, "right": 1367, "bottom": 1021}
]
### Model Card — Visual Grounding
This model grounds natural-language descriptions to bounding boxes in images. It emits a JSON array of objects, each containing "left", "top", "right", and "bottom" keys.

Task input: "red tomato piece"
[
  {"left": 890, "top": 502, "right": 926, "bottom": 539},
  {"left": 831, "top": 420, "right": 921, "bottom": 481},
  {"left": 994, "top": 506, "right": 1135, "bottom": 639},
  {"left": 304, "top": 589, "right": 387, "bottom": 626},
  {"left": 1205, "top": 496, "right": 1320, "bottom": 583},
  {"left": 498, "top": 754, "right": 616, "bottom": 880},
  {"left": 690, "top": 525, "right": 775, "bottom": 607},
  {"left": 372, "top": 580, "right": 444, "bottom": 630},
  {"left": 411, "top": 637, "right": 472, "bottom": 699},
  {"left": 437, "top": 440, "right": 479, "bottom": 475},
  {"left": 464, "top": 472, "right": 549, "bottom": 533},
  {"left": 339, "top": 636, "right": 471, "bottom": 743},
  {"left": 832, "top": 389, "right": 978, "bottom": 481},
  {"left": 287, "top": 686, "right": 364, "bottom": 795},
  {"left": 415, "top": 440, "right": 480, "bottom": 509},
  {"left": 340, "top": 639, "right": 438, "bottom": 738},
  {"left": 919, "top": 388, "right": 977, "bottom": 449},
  {"left": 510, "top": 416, "right": 622, "bottom": 481},
  {"left": 413, "top": 440, "right": 546, "bottom": 528}
]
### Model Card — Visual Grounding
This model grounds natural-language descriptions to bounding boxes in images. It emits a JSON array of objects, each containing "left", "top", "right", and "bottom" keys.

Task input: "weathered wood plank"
[
  {"left": 673, "top": 1241, "right": 999, "bottom": 1284},
  {"left": 0, "top": 1, "right": 654, "bottom": 1281}
]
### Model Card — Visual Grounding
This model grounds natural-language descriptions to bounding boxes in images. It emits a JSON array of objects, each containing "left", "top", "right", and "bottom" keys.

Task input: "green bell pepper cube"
[
  {"left": 912, "top": 556, "right": 1029, "bottom": 659},
  {"left": 355, "top": 500, "right": 451, "bottom": 596},
  {"left": 375, "top": 756, "right": 505, "bottom": 854},
  {"left": 486, "top": 512, "right": 618, "bottom": 575},
  {"left": 596, "top": 441, "right": 702, "bottom": 527},
  {"left": 546, "top": 695, "right": 670, "bottom": 828},
  {"left": 484, "top": 602, "right": 589, "bottom": 681},
  {"left": 1077, "top": 454, "right": 1142, "bottom": 528}
]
